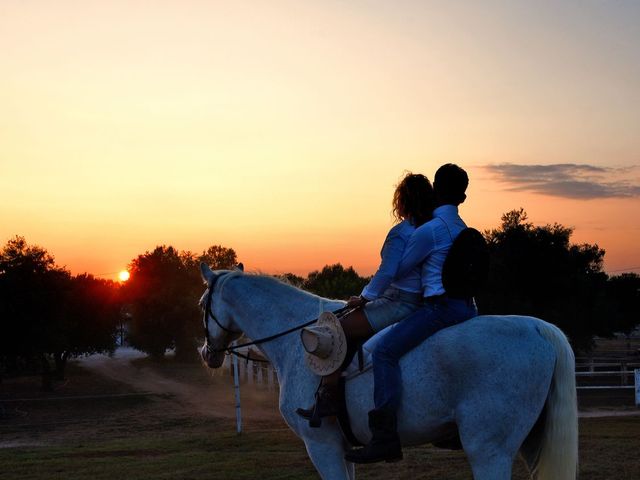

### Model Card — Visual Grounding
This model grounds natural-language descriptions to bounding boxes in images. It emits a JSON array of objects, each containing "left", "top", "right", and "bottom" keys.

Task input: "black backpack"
[{"left": 442, "top": 227, "right": 489, "bottom": 298}]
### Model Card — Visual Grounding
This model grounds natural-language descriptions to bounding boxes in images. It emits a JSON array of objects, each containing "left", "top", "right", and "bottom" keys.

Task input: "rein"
[{"left": 202, "top": 273, "right": 350, "bottom": 364}]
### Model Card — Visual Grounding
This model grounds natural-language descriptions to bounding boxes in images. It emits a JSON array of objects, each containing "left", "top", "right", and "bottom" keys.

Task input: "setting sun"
[{"left": 118, "top": 270, "right": 130, "bottom": 282}]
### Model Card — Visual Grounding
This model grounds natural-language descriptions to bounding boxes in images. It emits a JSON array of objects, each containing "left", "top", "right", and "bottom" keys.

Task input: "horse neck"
[{"left": 221, "top": 276, "right": 342, "bottom": 374}]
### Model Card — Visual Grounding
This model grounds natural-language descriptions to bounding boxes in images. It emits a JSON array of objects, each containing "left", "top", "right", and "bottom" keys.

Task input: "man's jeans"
[{"left": 372, "top": 297, "right": 478, "bottom": 411}]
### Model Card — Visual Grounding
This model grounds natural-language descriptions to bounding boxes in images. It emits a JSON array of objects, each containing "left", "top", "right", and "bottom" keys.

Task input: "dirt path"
[
  {"left": 81, "top": 348, "right": 640, "bottom": 420},
  {"left": 78, "top": 348, "right": 281, "bottom": 421}
]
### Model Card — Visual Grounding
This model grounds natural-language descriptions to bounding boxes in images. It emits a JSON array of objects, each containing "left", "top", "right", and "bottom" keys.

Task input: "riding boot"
[
  {"left": 344, "top": 409, "right": 403, "bottom": 464},
  {"left": 295, "top": 382, "right": 341, "bottom": 427}
]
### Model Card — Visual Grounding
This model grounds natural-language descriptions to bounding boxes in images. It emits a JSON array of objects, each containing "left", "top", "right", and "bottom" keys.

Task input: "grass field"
[{"left": 1, "top": 355, "right": 639, "bottom": 480}]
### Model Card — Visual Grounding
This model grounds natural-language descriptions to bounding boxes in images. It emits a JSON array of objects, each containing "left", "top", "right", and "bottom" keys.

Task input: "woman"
[{"left": 297, "top": 172, "right": 435, "bottom": 424}]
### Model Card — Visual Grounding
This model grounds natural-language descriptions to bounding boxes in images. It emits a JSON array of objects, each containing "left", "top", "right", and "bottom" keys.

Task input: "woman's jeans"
[{"left": 372, "top": 296, "right": 478, "bottom": 411}]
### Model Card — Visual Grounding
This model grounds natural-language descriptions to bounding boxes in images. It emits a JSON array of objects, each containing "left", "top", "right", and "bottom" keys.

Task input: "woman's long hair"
[{"left": 392, "top": 172, "right": 435, "bottom": 227}]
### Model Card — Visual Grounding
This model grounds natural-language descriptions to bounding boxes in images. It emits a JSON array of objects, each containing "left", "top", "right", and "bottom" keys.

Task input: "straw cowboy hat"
[{"left": 301, "top": 311, "right": 347, "bottom": 376}]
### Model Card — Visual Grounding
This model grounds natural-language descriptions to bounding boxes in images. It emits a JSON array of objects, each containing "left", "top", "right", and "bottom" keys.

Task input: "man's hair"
[{"left": 434, "top": 164, "right": 469, "bottom": 205}]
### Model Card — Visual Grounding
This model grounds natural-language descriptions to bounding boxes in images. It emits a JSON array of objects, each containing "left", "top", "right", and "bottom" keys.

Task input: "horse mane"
[
  {"left": 237, "top": 272, "right": 332, "bottom": 303},
  {"left": 222, "top": 272, "right": 345, "bottom": 318}
]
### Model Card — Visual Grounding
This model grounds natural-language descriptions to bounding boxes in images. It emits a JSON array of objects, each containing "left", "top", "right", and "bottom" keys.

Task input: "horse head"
[{"left": 198, "top": 262, "right": 244, "bottom": 368}]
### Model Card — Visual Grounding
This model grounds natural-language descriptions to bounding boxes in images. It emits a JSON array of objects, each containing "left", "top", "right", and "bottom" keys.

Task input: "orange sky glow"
[{"left": 1, "top": 1, "right": 639, "bottom": 281}]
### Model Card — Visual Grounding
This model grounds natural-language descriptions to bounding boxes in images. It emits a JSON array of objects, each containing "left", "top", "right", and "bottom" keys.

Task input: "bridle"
[
  {"left": 201, "top": 272, "right": 351, "bottom": 363},
  {"left": 202, "top": 272, "right": 241, "bottom": 340}
]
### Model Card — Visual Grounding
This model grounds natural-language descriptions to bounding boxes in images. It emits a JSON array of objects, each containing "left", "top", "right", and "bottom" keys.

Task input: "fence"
[
  {"left": 574, "top": 356, "right": 640, "bottom": 407},
  {"left": 213, "top": 347, "right": 278, "bottom": 392},
  {"left": 575, "top": 357, "right": 640, "bottom": 390},
  {"left": 214, "top": 350, "right": 640, "bottom": 406}
]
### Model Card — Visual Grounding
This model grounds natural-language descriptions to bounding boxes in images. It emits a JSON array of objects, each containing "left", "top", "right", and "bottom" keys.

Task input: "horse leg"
[
  {"left": 457, "top": 423, "right": 517, "bottom": 480},
  {"left": 456, "top": 408, "right": 519, "bottom": 480},
  {"left": 458, "top": 417, "right": 518, "bottom": 480},
  {"left": 302, "top": 433, "right": 354, "bottom": 480},
  {"left": 467, "top": 455, "right": 513, "bottom": 480}
]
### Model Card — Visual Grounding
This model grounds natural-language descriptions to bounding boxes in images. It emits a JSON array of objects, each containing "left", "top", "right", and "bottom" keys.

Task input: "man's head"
[{"left": 434, "top": 163, "right": 469, "bottom": 206}]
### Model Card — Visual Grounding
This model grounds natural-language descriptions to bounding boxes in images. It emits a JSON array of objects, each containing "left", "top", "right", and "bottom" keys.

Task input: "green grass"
[
  {"left": 1, "top": 430, "right": 318, "bottom": 480},
  {"left": 2, "top": 360, "right": 640, "bottom": 479},
  {"left": 3, "top": 417, "right": 640, "bottom": 479}
]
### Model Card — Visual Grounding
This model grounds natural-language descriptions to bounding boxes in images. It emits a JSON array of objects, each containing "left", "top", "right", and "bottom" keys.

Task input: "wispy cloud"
[{"left": 483, "top": 163, "right": 640, "bottom": 199}]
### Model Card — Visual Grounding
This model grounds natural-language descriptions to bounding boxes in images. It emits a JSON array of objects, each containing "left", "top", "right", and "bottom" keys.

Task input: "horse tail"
[{"left": 524, "top": 320, "right": 578, "bottom": 480}]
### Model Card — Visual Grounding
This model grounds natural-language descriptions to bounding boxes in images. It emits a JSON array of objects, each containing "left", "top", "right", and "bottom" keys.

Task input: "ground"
[{"left": 1, "top": 349, "right": 639, "bottom": 480}]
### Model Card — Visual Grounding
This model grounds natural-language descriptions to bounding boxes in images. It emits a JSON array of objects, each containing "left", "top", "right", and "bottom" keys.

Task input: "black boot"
[
  {"left": 296, "top": 383, "right": 341, "bottom": 427},
  {"left": 344, "top": 409, "right": 403, "bottom": 464}
]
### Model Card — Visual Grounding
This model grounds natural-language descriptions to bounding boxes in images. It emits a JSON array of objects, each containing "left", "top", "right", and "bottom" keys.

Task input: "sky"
[{"left": 1, "top": 0, "right": 639, "bottom": 280}]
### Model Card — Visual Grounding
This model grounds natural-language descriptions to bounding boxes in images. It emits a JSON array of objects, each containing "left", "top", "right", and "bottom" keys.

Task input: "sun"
[{"left": 118, "top": 270, "right": 130, "bottom": 282}]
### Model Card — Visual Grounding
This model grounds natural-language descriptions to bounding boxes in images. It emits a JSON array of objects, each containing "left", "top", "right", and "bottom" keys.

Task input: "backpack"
[{"left": 442, "top": 227, "right": 489, "bottom": 298}]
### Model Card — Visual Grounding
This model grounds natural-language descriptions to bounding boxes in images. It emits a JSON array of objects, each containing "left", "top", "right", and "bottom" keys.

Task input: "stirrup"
[
  {"left": 295, "top": 397, "right": 335, "bottom": 427},
  {"left": 295, "top": 384, "right": 339, "bottom": 428},
  {"left": 295, "top": 401, "right": 325, "bottom": 428}
]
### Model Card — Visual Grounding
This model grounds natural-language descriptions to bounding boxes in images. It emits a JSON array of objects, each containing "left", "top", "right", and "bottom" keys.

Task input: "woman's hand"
[{"left": 346, "top": 296, "right": 368, "bottom": 308}]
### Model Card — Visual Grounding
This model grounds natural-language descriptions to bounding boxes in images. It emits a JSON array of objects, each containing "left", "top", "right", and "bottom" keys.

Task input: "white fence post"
[{"left": 232, "top": 344, "right": 242, "bottom": 434}]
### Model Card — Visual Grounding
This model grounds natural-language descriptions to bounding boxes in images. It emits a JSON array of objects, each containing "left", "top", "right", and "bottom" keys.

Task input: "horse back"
[{"left": 345, "top": 315, "right": 558, "bottom": 446}]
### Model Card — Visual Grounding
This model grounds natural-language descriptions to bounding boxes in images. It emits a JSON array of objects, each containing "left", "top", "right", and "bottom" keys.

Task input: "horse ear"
[
  {"left": 235, "top": 263, "right": 244, "bottom": 272},
  {"left": 200, "top": 262, "right": 215, "bottom": 284}
]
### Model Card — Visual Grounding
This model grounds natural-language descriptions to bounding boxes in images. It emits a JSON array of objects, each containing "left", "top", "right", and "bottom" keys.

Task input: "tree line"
[{"left": 1, "top": 209, "right": 639, "bottom": 389}]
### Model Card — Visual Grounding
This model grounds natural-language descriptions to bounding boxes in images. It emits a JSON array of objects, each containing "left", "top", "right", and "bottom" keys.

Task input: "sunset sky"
[{"left": 1, "top": 1, "right": 639, "bottom": 280}]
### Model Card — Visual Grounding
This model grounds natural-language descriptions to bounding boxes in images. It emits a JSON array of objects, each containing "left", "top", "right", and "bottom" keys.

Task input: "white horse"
[{"left": 199, "top": 265, "right": 578, "bottom": 480}]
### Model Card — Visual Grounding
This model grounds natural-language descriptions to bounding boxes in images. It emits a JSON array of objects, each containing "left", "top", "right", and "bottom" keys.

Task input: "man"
[{"left": 345, "top": 163, "right": 479, "bottom": 464}]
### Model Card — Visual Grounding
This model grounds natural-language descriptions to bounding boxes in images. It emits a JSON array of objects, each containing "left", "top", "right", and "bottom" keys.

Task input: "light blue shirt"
[
  {"left": 395, "top": 205, "right": 467, "bottom": 297},
  {"left": 361, "top": 220, "right": 423, "bottom": 300}
]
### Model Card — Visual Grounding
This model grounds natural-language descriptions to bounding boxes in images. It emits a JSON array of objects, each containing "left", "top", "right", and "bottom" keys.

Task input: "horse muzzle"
[{"left": 200, "top": 344, "right": 225, "bottom": 368}]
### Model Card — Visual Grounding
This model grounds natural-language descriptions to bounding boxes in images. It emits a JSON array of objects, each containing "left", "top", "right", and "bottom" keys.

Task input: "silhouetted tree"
[
  {"left": 604, "top": 273, "right": 640, "bottom": 335},
  {"left": 124, "top": 244, "right": 238, "bottom": 361},
  {"left": 478, "top": 209, "right": 612, "bottom": 349},
  {"left": 51, "top": 274, "right": 121, "bottom": 379},
  {"left": 0, "top": 236, "right": 120, "bottom": 389},
  {"left": 124, "top": 246, "right": 193, "bottom": 360},
  {"left": 303, "top": 264, "right": 369, "bottom": 299},
  {"left": 277, "top": 272, "right": 305, "bottom": 288},
  {"left": 198, "top": 245, "right": 238, "bottom": 270},
  {"left": 0, "top": 237, "right": 66, "bottom": 389}
]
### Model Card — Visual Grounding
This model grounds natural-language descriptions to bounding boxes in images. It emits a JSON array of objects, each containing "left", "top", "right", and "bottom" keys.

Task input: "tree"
[
  {"left": 123, "top": 244, "right": 238, "bottom": 361},
  {"left": 0, "top": 236, "right": 120, "bottom": 389},
  {"left": 123, "top": 246, "right": 192, "bottom": 359},
  {"left": 51, "top": 274, "right": 121, "bottom": 379},
  {"left": 0, "top": 237, "right": 67, "bottom": 389},
  {"left": 603, "top": 273, "right": 640, "bottom": 335},
  {"left": 277, "top": 272, "right": 305, "bottom": 288},
  {"left": 198, "top": 245, "right": 238, "bottom": 270},
  {"left": 479, "top": 209, "right": 611, "bottom": 349},
  {"left": 303, "top": 264, "right": 369, "bottom": 299}
]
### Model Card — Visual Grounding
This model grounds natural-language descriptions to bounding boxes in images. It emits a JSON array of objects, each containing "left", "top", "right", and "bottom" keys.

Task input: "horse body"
[{"left": 200, "top": 267, "right": 577, "bottom": 480}]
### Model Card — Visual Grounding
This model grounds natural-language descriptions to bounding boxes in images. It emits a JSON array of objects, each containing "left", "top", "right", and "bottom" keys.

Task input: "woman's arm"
[{"left": 360, "top": 226, "right": 407, "bottom": 300}]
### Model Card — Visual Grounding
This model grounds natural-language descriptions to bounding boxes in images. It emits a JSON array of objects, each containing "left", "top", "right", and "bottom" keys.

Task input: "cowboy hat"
[{"left": 301, "top": 311, "right": 347, "bottom": 376}]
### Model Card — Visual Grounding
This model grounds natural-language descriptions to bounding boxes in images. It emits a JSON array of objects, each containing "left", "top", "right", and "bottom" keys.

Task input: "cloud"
[{"left": 484, "top": 163, "right": 640, "bottom": 199}]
